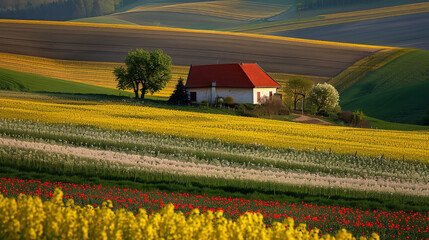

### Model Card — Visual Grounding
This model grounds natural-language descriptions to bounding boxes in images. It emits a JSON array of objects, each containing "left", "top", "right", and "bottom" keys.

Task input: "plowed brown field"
[{"left": 0, "top": 20, "right": 384, "bottom": 77}]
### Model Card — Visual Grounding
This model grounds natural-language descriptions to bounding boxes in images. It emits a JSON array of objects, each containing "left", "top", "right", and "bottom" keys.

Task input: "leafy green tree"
[
  {"left": 308, "top": 83, "right": 339, "bottom": 112},
  {"left": 168, "top": 77, "right": 190, "bottom": 105},
  {"left": 283, "top": 77, "right": 313, "bottom": 111},
  {"left": 113, "top": 49, "right": 171, "bottom": 99}
]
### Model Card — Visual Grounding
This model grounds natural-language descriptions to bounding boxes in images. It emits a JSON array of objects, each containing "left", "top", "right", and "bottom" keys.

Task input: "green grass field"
[
  {"left": 367, "top": 116, "right": 429, "bottom": 131},
  {"left": 0, "top": 68, "right": 132, "bottom": 96},
  {"left": 340, "top": 50, "right": 429, "bottom": 125},
  {"left": 70, "top": 16, "right": 138, "bottom": 25}
]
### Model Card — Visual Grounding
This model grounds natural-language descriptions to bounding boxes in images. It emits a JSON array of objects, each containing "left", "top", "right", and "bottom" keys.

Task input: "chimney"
[{"left": 211, "top": 81, "right": 216, "bottom": 105}]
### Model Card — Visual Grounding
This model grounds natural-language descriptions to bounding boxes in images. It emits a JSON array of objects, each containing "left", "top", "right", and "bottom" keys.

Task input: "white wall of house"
[
  {"left": 216, "top": 88, "right": 254, "bottom": 104},
  {"left": 188, "top": 88, "right": 211, "bottom": 103},
  {"left": 253, "top": 88, "right": 278, "bottom": 104},
  {"left": 188, "top": 87, "right": 278, "bottom": 104}
]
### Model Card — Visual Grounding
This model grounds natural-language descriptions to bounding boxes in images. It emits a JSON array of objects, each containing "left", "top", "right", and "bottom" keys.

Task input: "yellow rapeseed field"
[
  {"left": 0, "top": 189, "right": 378, "bottom": 240},
  {"left": 0, "top": 95, "right": 428, "bottom": 162},
  {"left": 119, "top": 0, "right": 289, "bottom": 21},
  {"left": 0, "top": 52, "right": 326, "bottom": 97},
  {"left": 224, "top": 2, "right": 429, "bottom": 33},
  {"left": 0, "top": 52, "right": 189, "bottom": 98}
]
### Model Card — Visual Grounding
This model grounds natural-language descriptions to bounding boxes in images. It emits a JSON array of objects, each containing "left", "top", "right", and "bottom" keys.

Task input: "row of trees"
[
  {"left": 283, "top": 77, "right": 339, "bottom": 114},
  {"left": 0, "top": 0, "right": 60, "bottom": 10},
  {"left": 0, "top": 0, "right": 139, "bottom": 20}
]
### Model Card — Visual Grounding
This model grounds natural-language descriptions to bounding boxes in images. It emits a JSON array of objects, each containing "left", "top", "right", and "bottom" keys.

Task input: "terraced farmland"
[
  {"left": 223, "top": 2, "right": 429, "bottom": 34},
  {"left": 72, "top": 0, "right": 290, "bottom": 29},
  {"left": 0, "top": 19, "right": 383, "bottom": 77},
  {"left": 277, "top": 12, "right": 429, "bottom": 50},
  {"left": 118, "top": 0, "right": 288, "bottom": 21}
]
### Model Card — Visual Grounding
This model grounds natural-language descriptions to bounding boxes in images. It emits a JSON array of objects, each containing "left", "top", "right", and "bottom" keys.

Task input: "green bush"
[
  {"left": 200, "top": 100, "right": 209, "bottom": 108},
  {"left": 351, "top": 110, "right": 371, "bottom": 128},
  {"left": 340, "top": 111, "right": 353, "bottom": 124},
  {"left": 224, "top": 96, "right": 234, "bottom": 105}
]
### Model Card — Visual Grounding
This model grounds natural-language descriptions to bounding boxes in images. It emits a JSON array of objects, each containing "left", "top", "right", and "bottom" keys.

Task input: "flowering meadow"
[
  {"left": 0, "top": 92, "right": 428, "bottom": 161},
  {"left": 1, "top": 117, "right": 428, "bottom": 201},
  {"left": 0, "top": 91, "right": 428, "bottom": 239},
  {"left": 7, "top": 178, "right": 422, "bottom": 240}
]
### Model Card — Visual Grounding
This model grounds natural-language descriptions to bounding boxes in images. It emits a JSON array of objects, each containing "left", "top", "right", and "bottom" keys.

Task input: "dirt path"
[{"left": 292, "top": 114, "right": 334, "bottom": 126}]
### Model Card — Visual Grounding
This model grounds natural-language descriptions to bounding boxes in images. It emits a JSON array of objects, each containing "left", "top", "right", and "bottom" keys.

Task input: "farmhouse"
[{"left": 186, "top": 63, "right": 281, "bottom": 105}]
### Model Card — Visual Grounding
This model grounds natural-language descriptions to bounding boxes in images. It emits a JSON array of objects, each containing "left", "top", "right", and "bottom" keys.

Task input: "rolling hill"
[
  {"left": 340, "top": 49, "right": 429, "bottom": 125},
  {"left": 0, "top": 19, "right": 383, "bottom": 77},
  {"left": 0, "top": 67, "right": 131, "bottom": 96},
  {"left": 71, "top": 0, "right": 292, "bottom": 29},
  {"left": 0, "top": 52, "right": 329, "bottom": 98},
  {"left": 223, "top": 2, "right": 429, "bottom": 50},
  {"left": 274, "top": 12, "right": 429, "bottom": 50}
]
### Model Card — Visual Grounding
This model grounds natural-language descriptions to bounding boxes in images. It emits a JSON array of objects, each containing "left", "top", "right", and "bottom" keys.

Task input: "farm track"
[{"left": 0, "top": 20, "right": 383, "bottom": 77}]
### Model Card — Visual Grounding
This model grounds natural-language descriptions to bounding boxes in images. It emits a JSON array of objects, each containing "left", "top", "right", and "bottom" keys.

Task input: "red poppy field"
[{"left": 1, "top": 177, "right": 427, "bottom": 239}]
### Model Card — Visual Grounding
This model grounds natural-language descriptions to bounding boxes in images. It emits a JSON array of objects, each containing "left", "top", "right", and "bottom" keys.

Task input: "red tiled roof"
[{"left": 186, "top": 63, "right": 281, "bottom": 88}]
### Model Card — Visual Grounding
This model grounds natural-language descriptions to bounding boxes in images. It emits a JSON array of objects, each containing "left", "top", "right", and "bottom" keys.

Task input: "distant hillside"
[
  {"left": 340, "top": 50, "right": 429, "bottom": 125},
  {"left": 0, "top": 0, "right": 62, "bottom": 10},
  {"left": 72, "top": 0, "right": 291, "bottom": 30},
  {"left": 279, "top": 12, "right": 429, "bottom": 50},
  {"left": 0, "top": 0, "right": 140, "bottom": 20},
  {"left": 223, "top": 1, "right": 429, "bottom": 50}
]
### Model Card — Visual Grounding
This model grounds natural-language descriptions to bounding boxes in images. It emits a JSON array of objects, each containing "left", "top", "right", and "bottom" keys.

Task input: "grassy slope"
[
  {"left": 340, "top": 50, "right": 429, "bottom": 125},
  {"left": 330, "top": 49, "right": 411, "bottom": 93},
  {"left": 70, "top": 16, "right": 138, "bottom": 25},
  {"left": 367, "top": 116, "right": 429, "bottom": 131},
  {"left": 0, "top": 68, "right": 132, "bottom": 96}
]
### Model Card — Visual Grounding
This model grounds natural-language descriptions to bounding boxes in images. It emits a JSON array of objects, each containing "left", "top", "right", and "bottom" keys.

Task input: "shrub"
[
  {"left": 243, "top": 103, "right": 258, "bottom": 111},
  {"left": 244, "top": 98, "right": 289, "bottom": 117},
  {"left": 351, "top": 110, "right": 371, "bottom": 128},
  {"left": 200, "top": 100, "right": 209, "bottom": 108},
  {"left": 224, "top": 96, "right": 234, "bottom": 105},
  {"left": 216, "top": 98, "right": 224, "bottom": 107},
  {"left": 340, "top": 111, "right": 353, "bottom": 124}
]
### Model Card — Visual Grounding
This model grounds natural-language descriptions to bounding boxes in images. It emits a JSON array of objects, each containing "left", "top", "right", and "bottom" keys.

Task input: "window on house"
[
  {"left": 269, "top": 91, "right": 273, "bottom": 99},
  {"left": 190, "top": 92, "right": 197, "bottom": 102},
  {"left": 257, "top": 92, "right": 261, "bottom": 102}
]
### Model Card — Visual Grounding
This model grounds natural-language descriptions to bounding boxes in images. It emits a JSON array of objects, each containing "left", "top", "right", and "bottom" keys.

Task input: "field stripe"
[
  {"left": 1, "top": 137, "right": 427, "bottom": 196},
  {"left": 1, "top": 95, "right": 428, "bottom": 161},
  {"left": 224, "top": 2, "right": 429, "bottom": 34},
  {"left": 117, "top": 0, "right": 289, "bottom": 21},
  {"left": 0, "top": 19, "right": 390, "bottom": 50}
]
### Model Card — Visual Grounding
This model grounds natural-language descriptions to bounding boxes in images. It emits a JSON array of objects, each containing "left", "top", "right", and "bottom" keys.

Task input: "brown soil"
[
  {"left": 292, "top": 114, "right": 334, "bottom": 126},
  {"left": 0, "top": 21, "right": 379, "bottom": 76}
]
